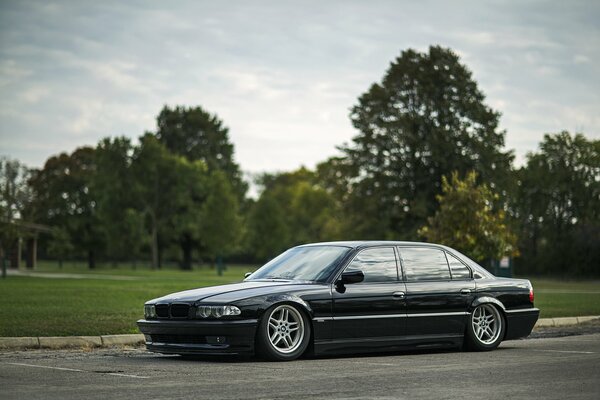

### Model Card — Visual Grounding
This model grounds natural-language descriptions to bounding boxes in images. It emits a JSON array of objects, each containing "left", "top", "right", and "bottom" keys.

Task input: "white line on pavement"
[
  {"left": 7, "top": 362, "right": 86, "bottom": 372},
  {"left": 6, "top": 362, "right": 150, "bottom": 378},
  {"left": 530, "top": 350, "right": 596, "bottom": 354},
  {"left": 106, "top": 373, "right": 150, "bottom": 379}
]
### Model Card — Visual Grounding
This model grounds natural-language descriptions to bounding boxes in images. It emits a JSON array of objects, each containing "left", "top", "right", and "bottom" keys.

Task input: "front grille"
[
  {"left": 151, "top": 334, "right": 206, "bottom": 344},
  {"left": 155, "top": 304, "right": 169, "bottom": 318},
  {"left": 170, "top": 304, "right": 190, "bottom": 318}
]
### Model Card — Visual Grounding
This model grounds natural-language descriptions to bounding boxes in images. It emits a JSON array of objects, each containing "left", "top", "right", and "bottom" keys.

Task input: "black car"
[{"left": 137, "top": 241, "right": 539, "bottom": 361}]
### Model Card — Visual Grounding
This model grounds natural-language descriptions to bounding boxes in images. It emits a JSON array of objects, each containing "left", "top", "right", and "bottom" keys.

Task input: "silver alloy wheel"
[
  {"left": 267, "top": 305, "right": 305, "bottom": 354},
  {"left": 471, "top": 304, "right": 502, "bottom": 345}
]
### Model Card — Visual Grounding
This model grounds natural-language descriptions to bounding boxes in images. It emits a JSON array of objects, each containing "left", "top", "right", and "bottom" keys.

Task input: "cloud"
[{"left": 0, "top": 0, "right": 598, "bottom": 174}]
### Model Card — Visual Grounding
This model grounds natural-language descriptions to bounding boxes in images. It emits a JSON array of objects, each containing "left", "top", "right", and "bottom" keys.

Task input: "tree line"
[{"left": 1, "top": 46, "right": 598, "bottom": 276}]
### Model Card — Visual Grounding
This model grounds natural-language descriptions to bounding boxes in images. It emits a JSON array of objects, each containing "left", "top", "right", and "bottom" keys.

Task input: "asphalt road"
[{"left": 1, "top": 334, "right": 599, "bottom": 400}]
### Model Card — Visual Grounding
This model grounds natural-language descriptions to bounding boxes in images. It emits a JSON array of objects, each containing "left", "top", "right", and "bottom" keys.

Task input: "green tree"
[
  {"left": 418, "top": 171, "right": 518, "bottom": 262},
  {"left": 331, "top": 46, "right": 513, "bottom": 239},
  {"left": 0, "top": 157, "right": 32, "bottom": 266},
  {"left": 246, "top": 168, "right": 342, "bottom": 261},
  {"left": 155, "top": 105, "right": 247, "bottom": 199},
  {"left": 200, "top": 170, "right": 241, "bottom": 262},
  {"left": 246, "top": 194, "right": 289, "bottom": 261},
  {"left": 28, "top": 147, "right": 102, "bottom": 268},
  {"left": 93, "top": 137, "right": 144, "bottom": 263},
  {"left": 515, "top": 132, "right": 600, "bottom": 276},
  {"left": 132, "top": 135, "right": 208, "bottom": 269},
  {"left": 47, "top": 227, "right": 74, "bottom": 268}
]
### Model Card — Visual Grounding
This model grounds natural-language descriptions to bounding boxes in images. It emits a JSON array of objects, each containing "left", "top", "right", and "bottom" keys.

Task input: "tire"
[
  {"left": 466, "top": 303, "right": 505, "bottom": 351},
  {"left": 256, "top": 303, "right": 311, "bottom": 361}
]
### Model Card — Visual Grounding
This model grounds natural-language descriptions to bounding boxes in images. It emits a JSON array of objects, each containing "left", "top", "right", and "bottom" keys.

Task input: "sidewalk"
[{"left": 1, "top": 316, "right": 599, "bottom": 351}]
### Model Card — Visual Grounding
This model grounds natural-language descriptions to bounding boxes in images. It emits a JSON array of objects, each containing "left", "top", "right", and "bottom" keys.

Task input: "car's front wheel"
[
  {"left": 256, "top": 303, "right": 310, "bottom": 361},
  {"left": 466, "top": 303, "right": 505, "bottom": 351}
]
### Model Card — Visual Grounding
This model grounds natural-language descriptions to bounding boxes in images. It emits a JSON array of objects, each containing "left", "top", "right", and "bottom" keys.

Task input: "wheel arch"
[
  {"left": 470, "top": 296, "right": 508, "bottom": 340},
  {"left": 470, "top": 296, "right": 506, "bottom": 313},
  {"left": 253, "top": 295, "right": 315, "bottom": 351}
]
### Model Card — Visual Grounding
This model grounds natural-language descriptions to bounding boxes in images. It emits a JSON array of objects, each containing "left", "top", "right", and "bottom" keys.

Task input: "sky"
[{"left": 1, "top": 0, "right": 599, "bottom": 178}]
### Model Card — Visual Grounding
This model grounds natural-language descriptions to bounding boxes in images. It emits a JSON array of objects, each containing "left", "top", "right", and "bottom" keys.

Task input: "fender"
[
  {"left": 470, "top": 296, "right": 506, "bottom": 313},
  {"left": 256, "top": 294, "right": 314, "bottom": 319}
]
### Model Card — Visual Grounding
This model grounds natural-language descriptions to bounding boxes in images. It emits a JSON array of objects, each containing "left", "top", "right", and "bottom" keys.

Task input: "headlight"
[
  {"left": 144, "top": 304, "right": 156, "bottom": 319},
  {"left": 195, "top": 305, "right": 241, "bottom": 318}
]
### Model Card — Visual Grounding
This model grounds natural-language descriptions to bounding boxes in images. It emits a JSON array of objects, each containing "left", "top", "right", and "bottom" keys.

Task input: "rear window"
[
  {"left": 446, "top": 252, "right": 471, "bottom": 280},
  {"left": 400, "top": 247, "right": 451, "bottom": 281}
]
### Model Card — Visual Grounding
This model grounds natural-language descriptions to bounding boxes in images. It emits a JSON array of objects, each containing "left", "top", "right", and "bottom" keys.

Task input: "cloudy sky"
[{"left": 1, "top": 0, "right": 599, "bottom": 177}]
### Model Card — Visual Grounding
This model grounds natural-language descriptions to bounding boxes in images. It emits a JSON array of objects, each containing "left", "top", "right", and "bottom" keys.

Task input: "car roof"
[{"left": 296, "top": 240, "right": 440, "bottom": 249}]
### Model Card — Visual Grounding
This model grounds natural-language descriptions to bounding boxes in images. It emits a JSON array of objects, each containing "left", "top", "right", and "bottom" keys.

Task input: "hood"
[{"left": 147, "top": 280, "right": 323, "bottom": 304}]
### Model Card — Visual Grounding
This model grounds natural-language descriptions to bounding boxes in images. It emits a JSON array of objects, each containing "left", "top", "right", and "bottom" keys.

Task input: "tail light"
[{"left": 529, "top": 287, "right": 534, "bottom": 303}]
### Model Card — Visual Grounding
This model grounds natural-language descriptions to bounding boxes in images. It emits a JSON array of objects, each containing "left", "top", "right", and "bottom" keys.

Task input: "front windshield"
[{"left": 247, "top": 246, "right": 351, "bottom": 282}]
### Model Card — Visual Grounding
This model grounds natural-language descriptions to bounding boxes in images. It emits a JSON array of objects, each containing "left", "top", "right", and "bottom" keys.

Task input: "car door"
[
  {"left": 399, "top": 246, "right": 475, "bottom": 338},
  {"left": 332, "top": 246, "right": 407, "bottom": 341}
]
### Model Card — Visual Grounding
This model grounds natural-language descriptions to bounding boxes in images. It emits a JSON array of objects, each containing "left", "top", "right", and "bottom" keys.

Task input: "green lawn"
[
  {"left": 1, "top": 264, "right": 599, "bottom": 337},
  {"left": 0, "top": 262, "right": 257, "bottom": 337},
  {"left": 528, "top": 278, "right": 600, "bottom": 318}
]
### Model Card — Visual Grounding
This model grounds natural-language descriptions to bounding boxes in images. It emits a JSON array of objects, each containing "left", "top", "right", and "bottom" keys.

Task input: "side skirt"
[{"left": 313, "top": 334, "right": 464, "bottom": 356}]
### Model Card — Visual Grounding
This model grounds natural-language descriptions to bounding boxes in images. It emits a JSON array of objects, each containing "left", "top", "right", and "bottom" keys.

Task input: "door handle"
[
  {"left": 460, "top": 289, "right": 472, "bottom": 295},
  {"left": 392, "top": 291, "right": 405, "bottom": 299}
]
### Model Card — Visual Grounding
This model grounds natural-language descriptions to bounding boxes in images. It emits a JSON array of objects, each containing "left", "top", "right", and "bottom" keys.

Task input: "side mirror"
[
  {"left": 244, "top": 272, "right": 252, "bottom": 279},
  {"left": 340, "top": 270, "right": 364, "bottom": 284}
]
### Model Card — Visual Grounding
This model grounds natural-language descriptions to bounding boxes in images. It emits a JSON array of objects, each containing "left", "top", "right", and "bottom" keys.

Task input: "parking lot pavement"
[{"left": 1, "top": 334, "right": 599, "bottom": 400}]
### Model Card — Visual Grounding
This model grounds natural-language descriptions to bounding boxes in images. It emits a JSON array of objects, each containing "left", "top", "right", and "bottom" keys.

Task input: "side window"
[
  {"left": 344, "top": 247, "right": 398, "bottom": 283},
  {"left": 446, "top": 252, "right": 472, "bottom": 280},
  {"left": 400, "top": 247, "right": 451, "bottom": 281}
]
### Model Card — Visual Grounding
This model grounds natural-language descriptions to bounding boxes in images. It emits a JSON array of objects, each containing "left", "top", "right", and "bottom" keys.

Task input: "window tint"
[
  {"left": 400, "top": 247, "right": 451, "bottom": 281},
  {"left": 345, "top": 247, "right": 398, "bottom": 283},
  {"left": 446, "top": 253, "right": 471, "bottom": 280}
]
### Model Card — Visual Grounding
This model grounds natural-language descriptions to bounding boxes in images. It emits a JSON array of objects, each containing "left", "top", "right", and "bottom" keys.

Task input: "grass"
[
  {"left": 0, "top": 261, "right": 257, "bottom": 337},
  {"left": 528, "top": 278, "right": 600, "bottom": 318},
  {"left": 1, "top": 262, "right": 599, "bottom": 337}
]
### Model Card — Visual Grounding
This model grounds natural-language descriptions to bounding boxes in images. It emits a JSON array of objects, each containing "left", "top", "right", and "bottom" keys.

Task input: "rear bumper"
[
  {"left": 137, "top": 319, "right": 258, "bottom": 355},
  {"left": 504, "top": 308, "right": 540, "bottom": 340}
]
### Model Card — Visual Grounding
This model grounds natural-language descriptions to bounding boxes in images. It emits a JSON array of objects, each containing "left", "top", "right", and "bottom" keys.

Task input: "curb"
[
  {"left": 0, "top": 334, "right": 144, "bottom": 350},
  {"left": 533, "top": 315, "right": 600, "bottom": 328},
  {"left": 1, "top": 316, "right": 599, "bottom": 351}
]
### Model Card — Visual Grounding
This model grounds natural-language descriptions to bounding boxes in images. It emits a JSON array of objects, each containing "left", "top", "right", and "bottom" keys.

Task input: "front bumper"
[{"left": 137, "top": 318, "right": 258, "bottom": 355}]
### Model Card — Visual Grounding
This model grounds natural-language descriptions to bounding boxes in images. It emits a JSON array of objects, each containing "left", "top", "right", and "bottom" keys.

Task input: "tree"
[
  {"left": 331, "top": 46, "right": 513, "bottom": 239},
  {"left": 155, "top": 105, "right": 247, "bottom": 199},
  {"left": 28, "top": 147, "right": 102, "bottom": 268},
  {"left": 93, "top": 137, "right": 144, "bottom": 263},
  {"left": 246, "top": 194, "right": 289, "bottom": 261},
  {"left": 418, "top": 171, "right": 518, "bottom": 263},
  {"left": 246, "top": 168, "right": 342, "bottom": 261},
  {"left": 132, "top": 135, "right": 208, "bottom": 269},
  {"left": 47, "top": 227, "right": 74, "bottom": 268},
  {"left": 515, "top": 132, "right": 600, "bottom": 276},
  {"left": 0, "top": 157, "right": 32, "bottom": 266},
  {"left": 200, "top": 170, "right": 241, "bottom": 262}
]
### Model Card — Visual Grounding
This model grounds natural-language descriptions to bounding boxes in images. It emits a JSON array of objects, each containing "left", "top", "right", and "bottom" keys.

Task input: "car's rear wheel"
[
  {"left": 466, "top": 303, "right": 505, "bottom": 351},
  {"left": 256, "top": 304, "right": 310, "bottom": 361}
]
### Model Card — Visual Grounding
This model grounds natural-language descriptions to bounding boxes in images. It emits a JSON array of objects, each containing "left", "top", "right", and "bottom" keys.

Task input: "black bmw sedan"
[{"left": 137, "top": 241, "right": 539, "bottom": 361}]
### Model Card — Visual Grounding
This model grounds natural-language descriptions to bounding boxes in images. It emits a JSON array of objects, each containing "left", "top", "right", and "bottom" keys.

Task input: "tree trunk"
[
  {"left": 151, "top": 215, "right": 159, "bottom": 270},
  {"left": 180, "top": 235, "right": 193, "bottom": 270},
  {"left": 88, "top": 249, "right": 95, "bottom": 269}
]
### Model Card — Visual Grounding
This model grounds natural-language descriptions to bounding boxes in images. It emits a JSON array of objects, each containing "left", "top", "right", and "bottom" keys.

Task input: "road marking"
[
  {"left": 530, "top": 350, "right": 596, "bottom": 354},
  {"left": 7, "top": 362, "right": 86, "bottom": 372},
  {"left": 350, "top": 361, "right": 398, "bottom": 367},
  {"left": 106, "top": 372, "right": 150, "bottom": 379},
  {"left": 6, "top": 362, "right": 150, "bottom": 378}
]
